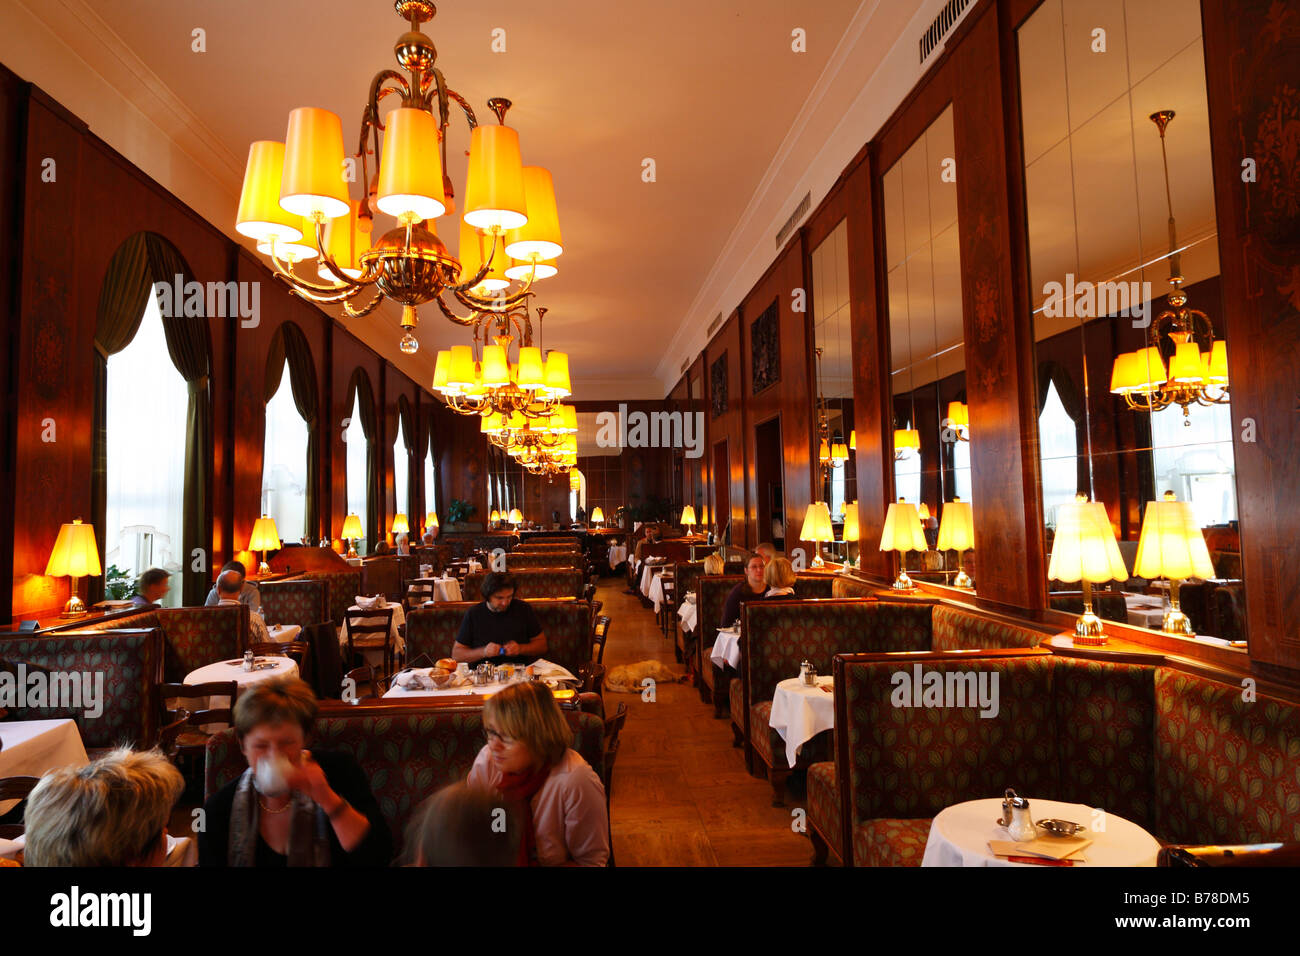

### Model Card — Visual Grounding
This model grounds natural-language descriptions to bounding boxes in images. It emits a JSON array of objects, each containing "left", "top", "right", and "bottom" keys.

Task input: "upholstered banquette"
[
  {"left": 404, "top": 599, "right": 595, "bottom": 678},
  {"left": 463, "top": 568, "right": 585, "bottom": 601},
  {"left": 507, "top": 552, "right": 582, "bottom": 570}
]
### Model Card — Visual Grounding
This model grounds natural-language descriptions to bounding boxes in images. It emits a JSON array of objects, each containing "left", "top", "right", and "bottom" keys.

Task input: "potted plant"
[
  {"left": 104, "top": 564, "right": 134, "bottom": 601},
  {"left": 446, "top": 498, "right": 476, "bottom": 532}
]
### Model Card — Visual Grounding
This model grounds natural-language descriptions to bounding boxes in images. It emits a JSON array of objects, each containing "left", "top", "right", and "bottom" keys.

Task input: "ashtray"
[{"left": 1036, "top": 818, "right": 1086, "bottom": 838}]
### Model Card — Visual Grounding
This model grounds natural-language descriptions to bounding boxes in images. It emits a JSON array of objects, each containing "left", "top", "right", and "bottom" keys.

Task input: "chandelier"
[
  {"left": 814, "top": 348, "right": 849, "bottom": 471},
  {"left": 431, "top": 303, "right": 572, "bottom": 418},
  {"left": 233, "top": 1, "right": 564, "bottom": 354},
  {"left": 485, "top": 410, "right": 578, "bottom": 477},
  {"left": 1109, "top": 111, "right": 1229, "bottom": 422}
]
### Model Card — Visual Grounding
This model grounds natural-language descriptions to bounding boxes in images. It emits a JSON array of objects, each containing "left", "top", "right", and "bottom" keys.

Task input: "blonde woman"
[
  {"left": 763, "top": 556, "right": 797, "bottom": 598},
  {"left": 24, "top": 747, "right": 184, "bottom": 866},
  {"left": 467, "top": 681, "right": 609, "bottom": 866},
  {"left": 702, "top": 552, "right": 725, "bottom": 575}
]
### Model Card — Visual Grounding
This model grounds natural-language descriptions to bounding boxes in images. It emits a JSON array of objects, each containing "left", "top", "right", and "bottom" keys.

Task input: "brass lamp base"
[
  {"left": 1160, "top": 606, "right": 1196, "bottom": 638},
  {"left": 1072, "top": 610, "right": 1109, "bottom": 646},
  {"left": 257, "top": 560, "right": 271, "bottom": 575},
  {"left": 891, "top": 570, "right": 917, "bottom": 591},
  {"left": 346, "top": 544, "right": 359, "bottom": 559},
  {"left": 59, "top": 595, "right": 88, "bottom": 618},
  {"left": 952, "top": 569, "right": 974, "bottom": 590}
]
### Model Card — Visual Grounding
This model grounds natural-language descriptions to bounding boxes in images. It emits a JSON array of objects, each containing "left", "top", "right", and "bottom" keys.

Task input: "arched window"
[
  {"left": 263, "top": 362, "right": 308, "bottom": 542},
  {"left": 1039, "top": 381, "right": 1079, "bottom": 528},
  {"left": 104, "top": 293, "right": 187, "bottom": 606},
  {"left": 424, "top": 434, "right": 437, "bottom": 527},
  {"left": 393, "top": 410, "right": 411, "bottom": 524},
  {"left": 344, "top": 369, "right": 376, "bottom": 553}
]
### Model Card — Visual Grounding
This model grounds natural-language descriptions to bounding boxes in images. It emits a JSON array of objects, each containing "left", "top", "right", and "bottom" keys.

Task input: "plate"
[{"left": 1036, "top": 818, "right": 1086, "bottom": 837}]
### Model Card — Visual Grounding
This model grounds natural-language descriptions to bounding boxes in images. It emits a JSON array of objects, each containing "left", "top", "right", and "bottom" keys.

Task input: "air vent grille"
[
  {"left": 706, "top": 311, "right": 725, "bottom": 335},
  {"left": 919, "top": 0, "right": 973, "bottom": 63},
  {"left": 775, "top": 192, "right": 811, "bottom": 249}
]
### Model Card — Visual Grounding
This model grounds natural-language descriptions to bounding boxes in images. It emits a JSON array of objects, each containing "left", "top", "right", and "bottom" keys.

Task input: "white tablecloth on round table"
[
  {"left": 920, "top": 797, "right": 1161, "bottom": 867},
  {"left": 410, "top": 577, "right": 463, "bottom": 604},
  {"left": 337, "top": 602, "right": 407, "bottom": 656},
  {"left": 768, "top": 676, "right": 835, "bottom": 768},
  {"left": 265, "top": 624, "right": 302, "bottom": 644},
  {"left": 0, "top": 719, "right": 88, "bottom": 814},
  {"left": 183, "top": 657, "right": 300, "bottom": 732},
  {"left": 648, "top": 573, "right": 670, "bottom": 613},
  {"left": 1124, "top": 594, "right": 1166, "bottom": 629},
  {"left": 382, "top": 658, "right": 577, "bottom": 699},
  {"left": 709, "top": 627, "right": 741, "bottom": 669},
  {"left": 608, "top": 544, "right": 628, "bottom": 569},
  {"left": 677, "top": 596, "right": 698, "bottom": 633}
]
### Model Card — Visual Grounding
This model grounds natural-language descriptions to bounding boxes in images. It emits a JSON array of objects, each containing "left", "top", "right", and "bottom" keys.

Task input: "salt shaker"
[{"left": 242, "top": 650, "right": 255, "bottom": 672}]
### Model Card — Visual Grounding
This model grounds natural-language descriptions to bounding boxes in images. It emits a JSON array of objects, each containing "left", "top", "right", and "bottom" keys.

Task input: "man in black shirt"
[
  {"left": 720, "top": 553, "right": 768, "bottom": 627},
  {"left": 453, "top": 572, "right": 549, "bottom": 665}
]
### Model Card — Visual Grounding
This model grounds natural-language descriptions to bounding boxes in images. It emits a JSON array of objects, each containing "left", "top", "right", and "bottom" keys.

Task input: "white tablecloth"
[
  {"left": 409, "top": 577, "right": 463, "bottom": 604},
  {"left": 608, "top": 544, "right": 628, "bottom": 569},
  {"left": 639, "top": 561, "right": 667, "bottom": 598},
  {"left": 768, "top": 676, "right": 835, "bottom": 768},
  {"left": 920, "top": 797, "right": 1161, "bottom": 867},
  {"left": 382, "top": 659, "right": 576, "bottom": 699},
  {"left": 337, "top": 602, "right": 407, "bottom": 656},
  {"left": 648, "top": 573, "right": 670, "bottom": 613},
  {"left": 265, "top": 624, "right": 302, "bottom": 644},
  {"left": 183, "top": 657, "right": 300, "bottom": 732},
  {"left": 677, "top": 595, "right": 698, "bottom": 633},
  {"left": 1124, "top": 594, "right": 1166, "bottom": 629},
  {"left": 709, "top": 627, "right": 741, "bottom": 669},
  {"left": 345, "top": 557, "right": 363, "bottom": 567},
  {"left": 0, "top": 719, "right": 88, "bottom": 814}
]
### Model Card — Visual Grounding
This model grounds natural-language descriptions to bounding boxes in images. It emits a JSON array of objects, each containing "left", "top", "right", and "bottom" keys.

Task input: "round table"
[
  {"left": 768, "top": 676, "right": 835, "bottom": 768},
  {"left": 265, "top": 624, "right": 302, "bottom": 644},
  {"left": 709, "top": 627, "right": 741, "bottom": 669},
  {"left": 183, "top": 657, "right": 300, "bottom": 731},
  {"left": 921, "top": 797, "right": 1161, "bottom": 867},
  {"left": 0, "top": 719, "right": 88, "bottom": 814}
]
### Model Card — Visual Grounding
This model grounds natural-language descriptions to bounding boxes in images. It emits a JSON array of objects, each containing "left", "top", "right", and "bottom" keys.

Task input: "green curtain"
[
  {"left": 145, "top": 237, "right": 212, "bottom": 608},
  {"left": 351, "top": 369, "right": 378, "bottom": 553},
  {"left": 264, "top": 323, "right": 320, "bottom": 540}
]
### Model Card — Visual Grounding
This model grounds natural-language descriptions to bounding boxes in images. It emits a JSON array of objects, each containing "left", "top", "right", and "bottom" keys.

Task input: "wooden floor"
[{"left": 598, "top": 577, "right": 816, "bottom": 866}]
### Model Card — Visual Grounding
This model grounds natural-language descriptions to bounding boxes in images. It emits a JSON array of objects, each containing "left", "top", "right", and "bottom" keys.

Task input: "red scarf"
[{"left": 498, "top": 763, "right": 551, "bottom": 866}]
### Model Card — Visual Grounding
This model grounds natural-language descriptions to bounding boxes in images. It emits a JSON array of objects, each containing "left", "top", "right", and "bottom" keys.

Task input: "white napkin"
[
  {"left": 354, "top": 594, "right": 385, "bottom": 610},
  {"left": 529, "top": 658, "right": 577, "bottom": 682}
]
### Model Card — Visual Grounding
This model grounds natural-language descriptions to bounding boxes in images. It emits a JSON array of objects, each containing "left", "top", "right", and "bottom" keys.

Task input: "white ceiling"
[{"left": 2, "top": 0, "right": 971, "bottom": 399}]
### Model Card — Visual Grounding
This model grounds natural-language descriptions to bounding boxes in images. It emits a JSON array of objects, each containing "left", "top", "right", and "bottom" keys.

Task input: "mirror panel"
[{"left": 811, "top": 218, "right": 854, "bottom": 560}]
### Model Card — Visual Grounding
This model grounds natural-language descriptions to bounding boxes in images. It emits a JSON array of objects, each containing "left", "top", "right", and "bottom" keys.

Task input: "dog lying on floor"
[{"left": 604, "top": 659, "right": 689, "bottom": 693}]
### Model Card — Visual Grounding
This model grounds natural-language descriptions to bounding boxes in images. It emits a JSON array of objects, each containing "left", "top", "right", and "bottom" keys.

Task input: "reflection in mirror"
[
  {"left": 811, "top": 220, "right": 854, "bottom": 563},
  {"left": 881, "top": 104, "right": 972, "bottom": 590},
  {"left": 688, "top": 374, "right": 705, "bottom": 525},
  {"left": 1020, "top": 0, "right": 1242, "bottom": 644}
]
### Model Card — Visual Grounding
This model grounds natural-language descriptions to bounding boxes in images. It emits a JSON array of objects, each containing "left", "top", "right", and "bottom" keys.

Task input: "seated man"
[
  {"left": 216, "top": 569, "right": 271, "bottom": 646},
  {"left": 131, "top": 567, "right": 171, "bottom": 607},
  {"left": 204, "top": 560, "right": 262, "bottom": 612},
  {"left": 452, "top": 572, "right": 548, "bottom": 666}
]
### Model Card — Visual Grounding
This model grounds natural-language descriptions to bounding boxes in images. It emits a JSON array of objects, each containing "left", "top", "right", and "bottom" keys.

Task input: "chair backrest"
[
  {"left": 342, "top": 665, "right": 379, "bottom": 700},
  {"left": 930, "top": 604, "right": 1045, "bottom": 651},
  {"left": 156, "top": 605, "right": 249, "bottom": 683},
  {"left": 404, "top": 604, "right": 472, "bottom": 662},
  {"left": 528, "top": 600, "right": 594, "bottom": 677},
  {"left": 698, "top": 574, "right": 745, "bottom": 634},
  {"left": 464, "top": 568, "right": 585, "bottom": 601},
  {"left": 592, "top": 616, "right": 611, "bottom": 664},
  {"left": 673, "top": 561, "right": 706, "bottom": 601},
  {"left": 0, "top": 775, "right": 40, "bottom": 803},
  {"left": 361, "top": 557, "right": 403, "bottom": 602},
  {"left": 259, "top": 578, "right": 329, "bottom": 629},
  {"left": 296, "top": 569, "right": 364, "bottom": 624},
  {"left": 0, "top": 630, "right": 164, "bottom": 748},
  {"left": 742, "top": 599, "right": 883, "bottom": 705},
  {"left": 158, "top": 680, "right": 238, "bottom": 729}
]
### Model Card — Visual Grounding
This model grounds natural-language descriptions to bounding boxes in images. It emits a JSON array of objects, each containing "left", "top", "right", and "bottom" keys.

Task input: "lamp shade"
[
  {"left": 340, "top": 514, "right": 363, "bottom": 540},
  {"left": 248, "top": 515, "right": 282, "bottom": 552},
  {"left": 505, "top": 257, "right": 557, "bottom": 281},
  {"left": 799, "top": 502, "right": 835, "bottom": 543},
  {"left": 917, "top": 503, "right": 931, "bottom": 521},
  {"left": 279, "top": 107, "right": 350, "bottom": 220},
  {"left": 894, "top": 428, "right": 921, "bottom": 453},
  {"left": 426, "top": 511, "right": 438, "bottom": 529},
  {"left": 830, "top": 442, "right": 849, "bottom": 463},
  {"left": 319, "top": 199, "right": 369, "bottom": 279},
  {"left": 1046, "top": 499, "right": 1128, "bottom": 584},
  {"left": 1206, "top": 340, "right": 1228, "bottom": 385},
  {"left": 376, "top": 107, "right": 446, "bottom": 222},
  {"left": 1168, "top": 341, "right": 1206, "bottom": 383},
  {"left": 879, "top": 499, "right": 927, "bottom": 553},
  {"left": 504, "top": 165, "right": 563, "bottom": 261},
  {"left": 946, "top": 401, "right": 969, "bottom": 428},
  {"left": 849, "top": 429, "right": 856, "bottom": 451},
  {"left": 591, "top": 507, "right": 604, "bottom": 523},
  {"left": 45, "top": 519, "right": 102, "bottom": 577},
  {"left": 543, "top": 352, "right": 572, "bottom": 398},
  {"left": 458, "top": 220, "right": 510, "bottom": 292},
  {"left": 431, "top": 350, "right": 454, "bottom": 393},
  {"left": 479, "top": 345, "right": 510, "bottom": 388},
  {"left": 1117, "top": 346, "right": 1168, "bottom": 391},
  {"left": 391, "top": 513, "right": 410, "bottom": 535},
  {"left": 1133, "top": 492, "right": 1214, "bottom": 580},
  {"left": 463, "top": 123, "right": 527, "bottom": 232},
  {"left": 681, "top": 505, "right": 696, "bottom": 526},
  {"left": 936, "top": 498, "right": 974, "bottom": 551},
  {"left": 236, "top": 142, "right": 303, "bottom": 243},
  {"left": 555, "top": 405, "right": 578, "bottom": 433},
  {"left": 490, "top": 509, "right": 502, "bottom": 522},
  {"left": 509, "top": 508, "right": 524, "bottom": 524},
  {"left": 446, "top": 345, "right": 477, "bottom": 389},
  {"left": 515, "top": 347, "right": 546, "bottom": 390},
  {"left": 259, "top": 215, "right": 320, "bottom": 262},
  {"left": 842, "top": 501, "right": 860, "bottom": 542}
]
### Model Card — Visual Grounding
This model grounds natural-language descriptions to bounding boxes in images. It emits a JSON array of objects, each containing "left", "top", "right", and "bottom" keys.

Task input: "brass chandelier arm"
[
  {"left": 445, "top": 231, "right": 503, "bottom": 293},
  {"left": 342, "top": 290, "right": 384, "bottom": 318},
  {"left": 432, "top": 294, "right": 483, "bottom": 327},
  {"left": 368, "top": 69, "right": 412, "bottom": 117},
  {"left": 313, "top": 219, "right": 385, "bottom": 288},
  {"left": 452, "top": 281, "right": 535, "bottom": 313},
  {"left": 267, "top": 246, "right": 369, "bottom": 300}
]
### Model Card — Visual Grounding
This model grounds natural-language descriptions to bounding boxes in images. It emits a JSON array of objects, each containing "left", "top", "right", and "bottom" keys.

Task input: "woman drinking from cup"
[
  {"left": 198, "top": 676, "right": 392, "bottom": 867},
  {"left": 467, "top": 681, "right": 609, "bottom": 866}
]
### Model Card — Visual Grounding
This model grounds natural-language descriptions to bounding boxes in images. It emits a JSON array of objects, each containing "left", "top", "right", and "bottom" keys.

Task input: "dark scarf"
[
  {"left": 228, "top": 768, "right": 330, "bottom": 867},
  {"left": 497, "top": 763, "right": 551, "bottom": 867}
]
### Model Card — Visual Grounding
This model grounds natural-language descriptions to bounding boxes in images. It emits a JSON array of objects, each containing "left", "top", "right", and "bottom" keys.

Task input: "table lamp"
[
  {"left": 391, "top": 513, "right": 409, "bottom": 538},
  {"left": 1047, "top": 496, "right": 1128, "bottom": 645},
  {"left": 936, "top": 497, "right": 975, "bottom": 590},
  {"left": 340, "top": 513, "right": 363, "bottom": 558},
  {"left": 424, "top": 511, "right": 439, "bottom": 538},
  {"left": 1134, "top": 491, "right": 1215, "bottom": 637},
  {"left": 879, "top": 498, "right": 927, "bottom": 590},
  {"left": 681, "top": 505, "right": 696, "bottom": 531},
  {"left": 509, "top": 508, "right": 524, "bottom": 528},
  {"left": 840, "top": 500, "right": 860, "bottom": 571},
  {"left": 45, "top": 518, "right": 102, "bottom": 617},
  {"left": 248, "top": 515, "right": 281, "bottom": 574},
  {"left": 490, "top": 508, "right": 502, "bottom": 527},
  {"left": 799, "top": 501, "right": 834, "bottom": 569},
  {"left": 591, "top": 506, "right": 604, "bottom": 527}
]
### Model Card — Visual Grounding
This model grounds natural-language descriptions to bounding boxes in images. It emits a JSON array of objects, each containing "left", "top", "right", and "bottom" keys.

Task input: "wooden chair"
[
  {"left": 343, "top": 606, "right": 396, "bottom": 688},
  {"left": 579, "top": 661, "right": 606, "bottom": 697},
  {"left": 405, "top": 582, "right": 434, "bottom": 610},
  {"left": 601, "top": 703, "right": 628, "bottom": 868},
  {"left": 0, "top": 775, "right": 40, "bottom": 840},
  {"left": 342, "top": 665, "right": 379, "bottom": 701},
  {"left": 156, "top": 681, "right": 238, "bottom": 763},
  {"left": 249, "top": 640, "right": 312, "bottom": 687},
  {"left": 592, "top": 615, "right": 612, "bottom": 665},
  {"left": 659, "top": 575, "right": 677, "bottom": 638}
]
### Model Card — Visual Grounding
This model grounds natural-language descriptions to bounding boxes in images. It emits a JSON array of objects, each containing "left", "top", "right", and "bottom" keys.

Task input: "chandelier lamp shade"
[
  {"left": 248, "top": 515, "right": 282, "bottom": 575},
  {"left": 234, "top": 1, "right": 566, "bottom": 355},
  {"left": 840, "top": 500, "right": 860, "bottom": 570}
]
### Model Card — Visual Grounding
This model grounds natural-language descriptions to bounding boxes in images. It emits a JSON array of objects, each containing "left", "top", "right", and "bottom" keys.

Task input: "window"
[
  {"left": 1039, "top": 381, "right": 1078, "bottom": 528},
  {"left": 830, "top": 466, "right": 846, "bottom": 520},
  {"left": 893, "top": 421, "right": 922, "bottom": 507},
  {"left": 262, "top": 363, "right": 308, "bottom": 542},
  {"left": 345, "top": 389, "right": 368, "bottom": 552},
  {"left": 1150, "top": 401, "right": 1237, "bottom": 527},
  {"left": 424, "top": 440, "right": 436, "bottom": 526},
  {"left": 393, "top": 414, "right": 410, "bottom": 522},
  {"left": 952, "top": 434, "right": 972, "bottom": 504},
  {"left": 105, "top": 293, "right": 187, "bottom": 606}
]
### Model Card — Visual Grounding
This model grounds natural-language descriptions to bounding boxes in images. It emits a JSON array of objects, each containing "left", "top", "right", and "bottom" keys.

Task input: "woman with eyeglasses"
[{"left": 467, "top": 681, "right": 609, "bottom": 866}]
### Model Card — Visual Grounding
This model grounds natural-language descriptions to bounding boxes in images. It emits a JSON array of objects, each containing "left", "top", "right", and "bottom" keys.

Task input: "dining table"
[
  {"left": 337, "top": 599, "right": 407, "bottom": 663},
  {"left": 265, "top": 623, "right": 302, "bottom": 644},
  {"left": 1124, "top": 593, "right": 1167, "bottom": 629},
  {"left": 0, "top": 718, "right": 88, "bottom": 814},
  {"left": 709, "top": 625, "right": 742, "bottom": 670},
  {"left": 382, "top": 659, "right": 578, "bottom": 700},
  {"left": 607, "top": 543, "right": 628, "bottom": 570},
  {"left": 920, "top": 797, "right": 1161, "bottom": 867},
  {"left": 767, "top": 675, "right": 835, "bottom": 768},
  {"left": 182, "top": 656, "right": 300, "bottom": 731},
  {"left": 677, "top": 593, "right": 698, "bottom": 633}
]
